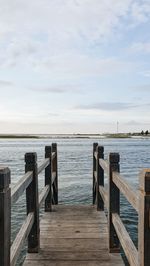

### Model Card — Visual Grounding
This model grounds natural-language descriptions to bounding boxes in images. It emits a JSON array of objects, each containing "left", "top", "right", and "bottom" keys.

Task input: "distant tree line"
[{"left": 141, "top": 130, "right": 149, "bottom": 135}]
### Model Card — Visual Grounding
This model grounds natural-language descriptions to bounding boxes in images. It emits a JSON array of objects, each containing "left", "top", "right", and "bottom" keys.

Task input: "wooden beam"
[
  {"left": 0, "top": 167, "right": 11, "bottom": 266},
  {"left": 112, "top": 213, "right": 138, "bottom": 266},
  {"left": 25, "top": 153, "right": 40, "bottom": 253},
  {"left": 138, "top": 169, "right": 150, "bottom": 266},
  {"left": 112, "top": 171, "right": 139, "bottom": 212},
  {"left": 11, "top": 171, "right": 33, "bottom": 205}
]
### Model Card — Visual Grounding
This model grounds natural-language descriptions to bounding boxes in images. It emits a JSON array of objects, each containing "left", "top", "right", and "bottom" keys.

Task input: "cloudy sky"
[{"left": 0, "top": 0, "right": 150, "bottom": 134}]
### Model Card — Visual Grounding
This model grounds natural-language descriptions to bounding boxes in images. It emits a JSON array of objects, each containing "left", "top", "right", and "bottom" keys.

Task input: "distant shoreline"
[{"left": 0, "top": 133, "right": 149, "bottom": 139}]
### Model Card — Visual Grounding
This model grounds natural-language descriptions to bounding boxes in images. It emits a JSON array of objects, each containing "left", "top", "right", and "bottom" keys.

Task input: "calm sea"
[{"left": 0, "top": 137, "right": 149, "bottom": 265}]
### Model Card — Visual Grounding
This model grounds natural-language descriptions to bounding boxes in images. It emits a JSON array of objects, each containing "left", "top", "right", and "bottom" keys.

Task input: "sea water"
[{"left": 0, "top": 137, "right": 149, "bottom": 265}]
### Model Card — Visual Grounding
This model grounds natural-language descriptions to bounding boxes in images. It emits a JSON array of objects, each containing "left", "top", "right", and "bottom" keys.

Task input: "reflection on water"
[{"left": 0, "top": 137, "right": 149, "bottom": 265}]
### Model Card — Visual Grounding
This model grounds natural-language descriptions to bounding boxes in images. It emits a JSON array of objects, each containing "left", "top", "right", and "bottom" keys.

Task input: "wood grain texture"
[
  {"left": 112, "top": 213, "right": 138, "bottom": 266},
  {"left": 23, "top": 205, "right": 124, "bottom": 266},
  {"left": 11, "top": 171, "right": 33, "bottom": 205},
  {"left": 112, "top": 171, "right": 139, "bottom": 212}
]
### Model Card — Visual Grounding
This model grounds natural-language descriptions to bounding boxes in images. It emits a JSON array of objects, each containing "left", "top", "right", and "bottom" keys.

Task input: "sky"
[{"left": 0, "top": 0, "right": 150, "bottom": 134}]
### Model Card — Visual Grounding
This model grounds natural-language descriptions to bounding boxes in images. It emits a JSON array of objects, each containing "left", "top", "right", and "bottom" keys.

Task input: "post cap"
[
  {"left": 139, "top": 169, "right": 150, "bottom": 193},
  {"left": 97, "top": 146, "right": 104, "bottom": 153},
  {"left": 25, "top": 152, "right": 37, "bottom": 163},
  {"left": 0, "top": 166, "right": 11, "bottom": 189},
  {"left": 45, "top": 146, "right": 51, "bottom": 156},
  {"left": 109, "top": 153, "right": 120, "bottom": 163},
  {"left": 52, "top": 143, "right": 57, "bottom": 150}
]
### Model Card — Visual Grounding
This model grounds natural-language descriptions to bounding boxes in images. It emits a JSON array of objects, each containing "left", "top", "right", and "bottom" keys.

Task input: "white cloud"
[
  {"left": 0, "top": 0, "right": 149, "bottom": 69},
  {"left": 129, "top": 42, "right": 150, "bottom": 54}
]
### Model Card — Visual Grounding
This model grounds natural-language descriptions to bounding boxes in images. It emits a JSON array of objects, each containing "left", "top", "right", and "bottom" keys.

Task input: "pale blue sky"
[{"left": 0, "top": 0, "right": 150, "bottom": 134}]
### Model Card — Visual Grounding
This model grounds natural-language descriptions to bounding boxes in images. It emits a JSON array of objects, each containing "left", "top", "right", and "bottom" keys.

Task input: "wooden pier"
[
  {"left": 0, "top": 143, "right": 150, "bottom": 266},
  {"left": 23, "top": 205, "right": 123, "bottom": 266}
]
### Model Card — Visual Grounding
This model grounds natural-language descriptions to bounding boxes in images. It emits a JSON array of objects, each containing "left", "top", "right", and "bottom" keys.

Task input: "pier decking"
[{"left": 23, "top": 205, "right": 124, "bottom": 266}]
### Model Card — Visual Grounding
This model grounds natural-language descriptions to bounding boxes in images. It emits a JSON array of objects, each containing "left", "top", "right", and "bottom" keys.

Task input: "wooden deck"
[{"left": 23, "top": 205, "right": 124, "bottom": 266}]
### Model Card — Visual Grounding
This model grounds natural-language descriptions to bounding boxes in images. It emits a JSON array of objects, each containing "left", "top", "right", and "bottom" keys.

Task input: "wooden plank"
[
  {"left": 52, "top": 152, "right": 56, "bottom": 160},
  {"left": 45, "top": 146, "right": 52, "bottom": 212},
  {"left": 99, "top": 185, "right": 108, "bottom": 210},
  {"left": 138, "top": 169, "right": 150, "bottom": 266},
  {"left": 52, "top": 143, "right": 58, "bottom": 204},
  {"left": 24, "top": 205, "right": 124, "bottom": 266},
  {"left": 96, "top": 146, "right": 104, "bottom": 210},
  {"left": 93, "top": 143, "right": 98, "bottom": 204},
  {"left": 11, "top": 171, "right": 33, "bottom": 205},
  {"left": 11, "top": 213, "right": 34, "bottom": 266},
  {"left": 112, "top": 213, "right": 138, "bottom": 266},
  {"left": 112, "top": 171, "right": 139, "bottom": 212},
  {"left": 39, "top": 185, "right": 50, "bottom": 208},
  {"left": 0, "top": 167, "right": 11, "bottom": 266},
  {"left": 108, "top": 153, "right": 120, "bottom": 253},
  {"left": 99, "top": 159, "right": 109, "bottom": 174},
  {"left": 52, "top": 172, "right": 56, "bottom": 184},
  {"left": 25, "top": 153, "right": 40, "bottom": 253},
  {"left": 24, "top": 259, "right": 123, "bottom": 266},
  {"left": 38, "top": 158, "right": 50, "bottom": 174}
]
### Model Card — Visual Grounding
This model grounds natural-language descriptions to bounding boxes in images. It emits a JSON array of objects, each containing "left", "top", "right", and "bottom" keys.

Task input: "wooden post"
[
  {"left": 96, "top": 146, "right": 104, "bottom": 211},
  {"left": 25, "top": 153, "right": 40, "bottom": 253},
  {"left": 0, "top": 167, "right": 11, "bottom": 266},
  {"left": 108, "top": 153, "right": 120, "bottom": 253},
  {"left": 45, "top": 146, "right": 52, "bottom": 212},
  {"left": 93, "top": 143, "right": 98, "bottom": 204},
  {"left": 138, "top": 169, "right": 150, "bottom": 266},
  {"left": 52, "top": 143, "right": 58, "bottom": 204}
]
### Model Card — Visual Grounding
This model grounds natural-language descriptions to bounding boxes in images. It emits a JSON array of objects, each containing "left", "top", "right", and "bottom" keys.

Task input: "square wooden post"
[
  {"left": 138, "top": 170, "right": 150, "bottom": 266},
  {"left": 93, "top": 143, "right": 98, "bottom": 204},
  {"left": 0, "top": 167, "right": 11, "bottom": 266},
  {"left": 25, "top": 153, "right": 40, "bottom": 253},
  {"left": 52, "top": 143, "right": 58, "bottom": 204},
  {"left": 108, "top": 153, "right": 120, "bottom": 253},
  {"left": 96, "top": 146, "right": 104, "bottom": 211},
  {"left": 45, "top": 146, "right": 52, "bottom": 211}
]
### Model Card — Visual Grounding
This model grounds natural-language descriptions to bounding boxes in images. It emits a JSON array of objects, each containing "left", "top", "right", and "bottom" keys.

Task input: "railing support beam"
[
  {"left": 52, "top": 143, "right": 58, "bottom": 204},
  {"left": 25, "top": 153, "right": 40, "bottom": 253},
  {"left": 0, "top": 167, "right": 11, "bottom": 266},
  {"left": 93, "top": 143, "right": 98, "bottom": 204},
  {"left": 108, "top": 153, "right": 120, "bottom": 253},
  {"left": 45, "top": 146, "right": 52, "bottom": 211},
  {"left": 138, "top": 170, "right": 150, "bottom": 266},
  {"left": 96, "top": 146, "right": 104, "bottom": 210}
]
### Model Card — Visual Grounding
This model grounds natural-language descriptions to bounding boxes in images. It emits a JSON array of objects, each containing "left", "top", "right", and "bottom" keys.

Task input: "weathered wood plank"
[
  {"left": 11, "top": 171, "right": 33, "bottom": 205},
  {"left": 11, "top": 213, "right": 34, "bottom": 266},
  {"left": 138, "top": 169, "right": 150, "bottom": 266},
  {"left": 99, "top": 159, "right": 109, "bottom": 174},
  {"left": 112, "top": 171, "right": 139, "bottom": 212},
  {"left": 0, "top": 167, "right": 11, "bottom": 266},
  {"left": 112, "top": 213, "right": 138, "bottom": 266},
  {"left": 99, "top": 185, "right": 108, "bottom": 210},
  {"left": 38, "top": 158, "right": 50, "bottom": 175},
  {"left": 24, "top": 205, "right": 124, "bottom": 266},
  {"left": 39, "top": 185, "right": 50, "bottom": 208}
]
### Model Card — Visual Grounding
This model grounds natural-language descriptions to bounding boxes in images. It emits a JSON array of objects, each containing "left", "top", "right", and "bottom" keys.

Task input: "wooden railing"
[
  {"left": 93, "top": 143, "right": 150, "bottom": 266},
  {"left": 0, "top": 143, "right": 58, "bottom": 266}
]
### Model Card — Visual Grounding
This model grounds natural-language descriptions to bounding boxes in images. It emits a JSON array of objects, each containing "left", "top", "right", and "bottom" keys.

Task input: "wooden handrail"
[
  {"left": 99, "top": 159, "right": 109, "bottom": 174},
  {"left": 0, "top": 143, "right": 58, "bottom": 266},
  {"left": 11, "top": 171, "right": 33, "bottom": 205},
  {"left": 112, "top": 213, "right": 138, "bottom": 266},
  {"left": 39, "top": 185, "right": 50, "bottom": 208},
  {"left": 99, "top": 185, "right": 108, "bottom": 210},
  {"left": 38, "top": 158, "right": 50, "bottom": 174},
  {"left": 112, "top": 171, "right": 139, "bottom": 212},
  {"left": 93, "top": 143, "right": 150, "bottom": 266},
  {"left": 10, "top": 212, "right": 34, "bottom": 266}
]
